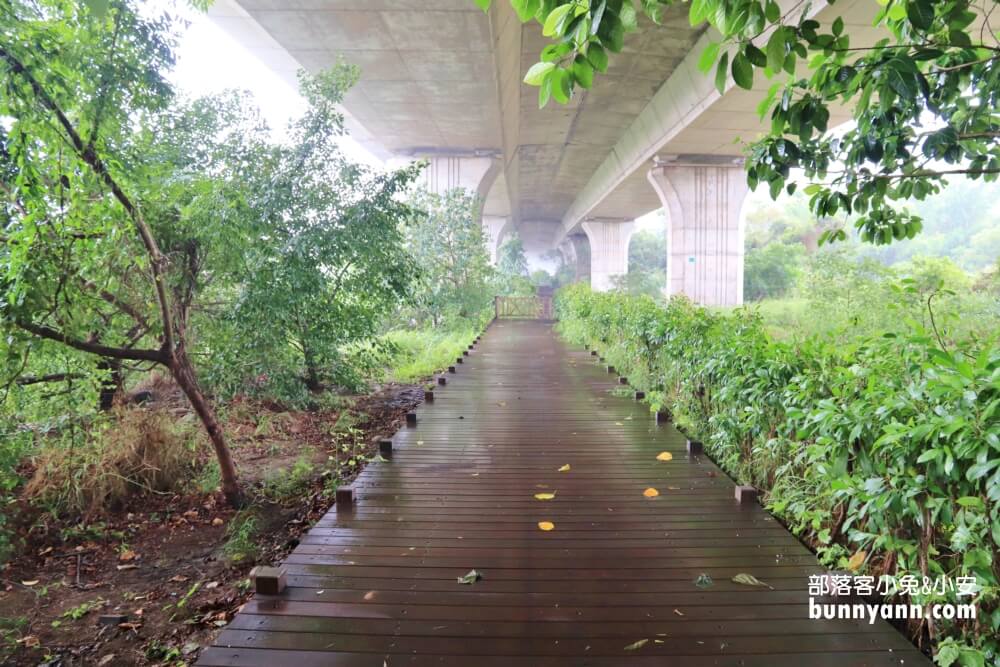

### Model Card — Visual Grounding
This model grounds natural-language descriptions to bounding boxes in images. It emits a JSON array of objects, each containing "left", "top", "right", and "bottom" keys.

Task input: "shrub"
[
  {"left": 555, "top": 283, "right": 999, "bottom": 664},
  {"left": 22, "top": 409, "right": 200, "bottom": 517}
]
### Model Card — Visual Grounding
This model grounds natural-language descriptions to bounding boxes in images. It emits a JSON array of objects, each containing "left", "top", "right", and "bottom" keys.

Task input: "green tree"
[
  {"left": 403, "top": 188, "right": 495, "bottom": 327},
  {"left": 496, "top": 233, "right": 534, "bottom": 294},
  {"left": 216, "top": 67, "right": 420, "bottom": 399},
  {"left": 743, "top": 241, "right": 804, "bottom": 301},
  {"left": 478, "top": 0, "right": 1000, "bottom": 250},
  {"left": 0, "top": 0, "right": 245, "bottom": 504}
]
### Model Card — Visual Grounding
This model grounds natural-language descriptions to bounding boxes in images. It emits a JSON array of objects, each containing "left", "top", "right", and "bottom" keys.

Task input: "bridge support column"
[
  {"left": 581, "top": 219, "right": 634, "bottom": 292},
  {"left": 418, "top": 155, "right": 501, "bottom": 202},
  {"left": 647, "top": 159, "right": 747, "bottom": 306},
  {"left": 482, "top": 215, "right": 510, "bottom": 264}
]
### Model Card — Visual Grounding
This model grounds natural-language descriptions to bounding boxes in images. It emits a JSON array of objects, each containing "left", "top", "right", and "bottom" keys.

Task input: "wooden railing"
[{"left": 494, "top": 295, "right": 554, "bottom": 320}]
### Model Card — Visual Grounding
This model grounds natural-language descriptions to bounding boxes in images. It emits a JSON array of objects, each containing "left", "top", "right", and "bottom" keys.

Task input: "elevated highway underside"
[{"left": 211, "top": 0, "right": 876, "bottom": 305}]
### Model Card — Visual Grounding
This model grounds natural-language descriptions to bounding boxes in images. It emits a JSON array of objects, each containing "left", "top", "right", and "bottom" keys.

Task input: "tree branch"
[
  {"left": 16, "top": 372, "right": 86, "bottom": 386},
  {"left": 0, "top": 45, "right": 176, "bottom": 357},
  {"left": 14, "top": 320, "right": 165, "bottom": 363}
]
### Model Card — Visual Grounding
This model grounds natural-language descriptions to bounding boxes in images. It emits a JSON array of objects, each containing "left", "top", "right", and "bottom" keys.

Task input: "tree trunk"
[
  {"left": 97, "top": 358, "right": 123, "bottom": 411},
  {"left": 302, "top": 340, "right": 322, "bottom": 392},
  {"left": 168, "top": 345, "right": 242, "bottom": 507}
]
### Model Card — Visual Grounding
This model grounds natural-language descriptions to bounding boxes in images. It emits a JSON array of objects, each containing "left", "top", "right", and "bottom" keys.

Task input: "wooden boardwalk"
[{"left": 197, "top": 320, "right": 928, "bottom": 666}]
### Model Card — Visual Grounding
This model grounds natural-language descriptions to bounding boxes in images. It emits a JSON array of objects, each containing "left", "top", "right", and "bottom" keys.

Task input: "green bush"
[{"left": 555, "top": 283, "right": 999, "bottom": 665}]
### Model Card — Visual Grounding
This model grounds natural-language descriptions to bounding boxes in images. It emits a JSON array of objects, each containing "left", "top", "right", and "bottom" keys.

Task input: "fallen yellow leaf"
[
  {"left": 656, "top": 451, "right": 673, "bottom": 461},
  {"left": 847, "top": 550, "right": 867, "bottom": 572},
  {"left": 558, "top": 464, "right": 571, "bottom": 472},
  {"left": 643, "top": 487, "right": 660, "bottom": 498},
  {"left": 537, "top": 521, "right": 555, "bottom": 531},
  {"left": 615, "top": 421, "right": 624, "bottom": 426},
  {"left": 534, "top": 492, "right": 556, "bottom": 501}
]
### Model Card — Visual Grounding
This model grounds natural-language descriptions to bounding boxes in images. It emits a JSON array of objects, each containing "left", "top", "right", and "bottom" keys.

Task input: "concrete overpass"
[{"left": 209, "top": 0, "right": 877, "bottom": 305}]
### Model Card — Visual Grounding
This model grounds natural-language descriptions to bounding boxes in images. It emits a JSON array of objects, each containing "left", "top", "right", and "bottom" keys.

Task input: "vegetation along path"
[{"left": 196, "top": 320, "right": 929, "bottom": 666}]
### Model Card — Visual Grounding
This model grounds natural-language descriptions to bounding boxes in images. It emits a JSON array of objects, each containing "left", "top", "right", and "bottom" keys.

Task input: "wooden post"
[
  {"left": 618, "top": 376, "right": 628, "bottom": 385},
  {"left": 448, "top": 366, "right": 456, "bottom": 373},
  {"left": 438, "top": 376, "right": 447, "bottom": 385},
  {"left": 379, "top": 439, "right": 393, "bottom": 458},
  {"left": 250, "top": 566, "right": 287, "bottom": 595},
  {"left": 735, "top": 486, "right": 758, "bottom": 504},
  {"left": 406, "top": 412, "right": 417, "bottom": 426},
  {"left": 336, "top": 486, "right": 354, "bottom": 510},
  {"left": 686, "top": 439, "right": 703, "bottom": 455},
  {"left": 656, "top": 411, "right": 671, "bottom": 424},
  {"left": 425, "top": 389, "right": 434, "bottom": 402},
  {"left": 634, "top": 391, "right": 645, "bottom": 400},
  {"left": 607, "top": 365, "right": 616, "bottom": 374}
]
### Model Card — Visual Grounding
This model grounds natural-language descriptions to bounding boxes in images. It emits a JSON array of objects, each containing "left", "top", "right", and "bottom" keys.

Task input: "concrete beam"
[{"left": 556, "top": 0, "right": 852, "bottom": 240}]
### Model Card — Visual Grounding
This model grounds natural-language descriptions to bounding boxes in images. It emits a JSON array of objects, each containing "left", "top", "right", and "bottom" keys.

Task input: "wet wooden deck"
[{"left": 197, "top": 320, "right": 928, "bottom": 666}]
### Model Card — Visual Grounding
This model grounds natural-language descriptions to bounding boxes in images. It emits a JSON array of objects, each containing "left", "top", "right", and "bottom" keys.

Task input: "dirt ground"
[{"left": 0, "top": 383, "right": 424, "bottom": 666}]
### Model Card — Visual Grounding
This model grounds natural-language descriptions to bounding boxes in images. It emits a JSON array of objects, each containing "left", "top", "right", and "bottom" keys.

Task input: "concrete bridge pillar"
[
  {"left": 581, "top": 219, "right": 634, "bottom": 292},
  {"left": 647, "top": 158, "right": 748, "bottom": 306},
  {"left": 482, "top": 215, "right": 510, "bottom": 264}
]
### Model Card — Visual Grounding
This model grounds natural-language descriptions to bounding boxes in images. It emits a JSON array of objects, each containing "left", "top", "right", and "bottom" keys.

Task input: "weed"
[
  {"left": 263, "top": 456, "right": 316, "bottom": 502},
  {"left": 222, "top": 510, "right": 259, "bottom": 564},
  {"left": 191, "top": 460, "right": 221, "bottom": 495},
  {"left": 60, "top": 598, "right": 105, "bottom": 622}
]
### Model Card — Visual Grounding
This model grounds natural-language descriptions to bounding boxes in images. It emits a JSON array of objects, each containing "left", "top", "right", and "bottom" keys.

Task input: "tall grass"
[
  {"left": 23, "top": 409, "right": 200, "bottom": 517},
  {"left": 382, "top": 327, "right": 477, "bottom": 382}
]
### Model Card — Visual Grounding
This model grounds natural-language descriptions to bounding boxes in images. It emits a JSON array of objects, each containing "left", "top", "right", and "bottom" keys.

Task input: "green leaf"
[
  {"left": 690, "top": 0, "right": 712, "bottom": 26},
  {"left": 539, "top": 75, "right": 553, "bottom": 107},
  {"left": 715, "top": 51, "right": 729, "bottom": 93},
  {"left": 587, "top": 43, "right": 609, "bottom": 72},
  {"left": 619, "top": 2, "right": 638, "bottom": 31},
  {"left": 956, "top": 496, "right": 984, "bottom": 509},
  {"left": 551, "top": 67, "right": 572, "bottom": 103},
  {"left": 543, "top": 3, "right": 573, "bottom": 37},
  {"left": 698, "top": 42, "right": 721, "bottom": 74},
  {"left": 523, "top": 61, "right": 556, "bottom": 86},
  {"left": 731, "top": 52, "right": 754, "bottom": 90},
  {"left": 572, "top": 55, "right": 594, "bottom": 89},
  {"left": 916, "top": 449, "right": 940, "bottom": 463},
  {"left": 906, "top": 0, "right": 934, "bottom": 30},
  {"left": 511, "top": 0, "right": 541, "bottom": 22},
  {"left": 766, "top": 28, "right": 786, "bottom": 71},
  {"left": 764, "top": 0, "right": 780, "bottom": 23},
  {"left": 472, "top": 0, "right": 492, "bottom": 12},
  {"left": 745, "top": 43, "right": 767, "bottom": 68}
]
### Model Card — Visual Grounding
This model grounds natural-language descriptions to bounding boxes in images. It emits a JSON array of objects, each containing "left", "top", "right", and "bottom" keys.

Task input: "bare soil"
[{"left": 0, "top": 383, "right": 423, "bottom": 666}]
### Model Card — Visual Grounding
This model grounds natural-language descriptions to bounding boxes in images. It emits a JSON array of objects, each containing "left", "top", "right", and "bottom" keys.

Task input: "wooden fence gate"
[{"left": 494, "top": 294, "right": 553, "bottom": 320}]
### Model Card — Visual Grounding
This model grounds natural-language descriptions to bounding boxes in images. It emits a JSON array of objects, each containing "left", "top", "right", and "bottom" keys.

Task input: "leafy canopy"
[
  {"left": 475, "top": 0, "right": 1000, "bottom": 249},
  {"left": 403, "top": 188, "right": 495, "bottom": 327}
]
